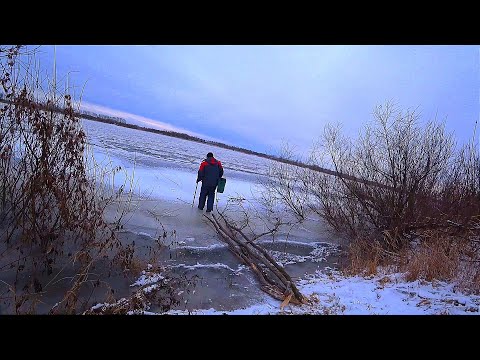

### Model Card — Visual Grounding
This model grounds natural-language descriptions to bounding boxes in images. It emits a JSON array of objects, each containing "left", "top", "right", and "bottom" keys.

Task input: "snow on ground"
[{"left": 164, "top": 270, "right": 480, "bottom": 315}]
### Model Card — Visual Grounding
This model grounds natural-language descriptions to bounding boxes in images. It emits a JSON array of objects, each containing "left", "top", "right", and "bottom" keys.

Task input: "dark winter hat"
[{"left": 207, "top": 152, "right": 213, "bottom": 158}]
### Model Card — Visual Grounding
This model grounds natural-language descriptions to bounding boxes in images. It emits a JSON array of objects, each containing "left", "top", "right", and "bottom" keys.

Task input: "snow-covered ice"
[{"left": 83, "top": 119, "right": 270, "bottom": 206}]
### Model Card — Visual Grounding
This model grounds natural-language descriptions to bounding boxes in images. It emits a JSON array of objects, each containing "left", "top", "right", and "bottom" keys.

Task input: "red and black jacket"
[{"left": 197, "top": 157, "right": 224, "bottom": 187}]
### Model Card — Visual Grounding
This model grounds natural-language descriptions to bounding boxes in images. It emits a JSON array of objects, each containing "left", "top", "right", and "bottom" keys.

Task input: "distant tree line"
[
  {"left": 0, "top": 97, "right": 126, "bottom": 125},
  {"left": 81, "top": 110, "right": 126, "bottom": 124},
  {"left": 0, "top": 96, "right": 369, "bottom": 183}
]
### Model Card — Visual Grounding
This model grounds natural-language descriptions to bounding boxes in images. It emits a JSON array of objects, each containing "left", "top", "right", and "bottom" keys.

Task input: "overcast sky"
[{"left": 35, "top": 45, "right": 479, "bottom": 156}]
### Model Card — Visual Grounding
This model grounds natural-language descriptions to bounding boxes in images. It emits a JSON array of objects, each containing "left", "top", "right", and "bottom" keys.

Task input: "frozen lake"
[
  {"left": 82, "top": 119, "right": 342, "bottom": 313},
  {"left": 83, "top": 119, "right": 272, "bottom": 205}
]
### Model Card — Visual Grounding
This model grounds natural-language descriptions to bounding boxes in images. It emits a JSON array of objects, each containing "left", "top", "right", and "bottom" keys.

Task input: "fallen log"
[{"left": 204, "top": 213, "right": 307, "bottom": 306}]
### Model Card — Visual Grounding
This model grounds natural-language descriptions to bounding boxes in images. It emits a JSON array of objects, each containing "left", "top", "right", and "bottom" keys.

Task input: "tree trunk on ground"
[{"left": 204, "top": 213, "right": 307, "bottom": 306}]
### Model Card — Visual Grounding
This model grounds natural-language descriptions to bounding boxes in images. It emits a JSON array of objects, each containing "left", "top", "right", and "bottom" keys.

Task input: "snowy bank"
[{"left": 165, "top": 271, "right": 480, "bottom": 315}]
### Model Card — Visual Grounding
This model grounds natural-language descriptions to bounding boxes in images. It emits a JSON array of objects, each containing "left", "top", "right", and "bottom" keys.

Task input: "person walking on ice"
[{"left": 196, "top": 152, "right": 224, "bottom": 212}]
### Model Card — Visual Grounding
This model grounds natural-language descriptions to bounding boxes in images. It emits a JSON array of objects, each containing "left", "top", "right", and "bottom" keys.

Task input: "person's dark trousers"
[{"left": 198, "top": 185, "right": 216, "bottom": 211}]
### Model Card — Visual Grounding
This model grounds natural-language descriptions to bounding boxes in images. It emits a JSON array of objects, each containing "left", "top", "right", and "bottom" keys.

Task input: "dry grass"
[
  {"left": 345, "top": 237, "right": 401, "bottom": 276},
  {"left": 402, "top": 232, "right": 462, "bottom": 282},
  {"left": 345, "top": 229, "right": 480, "bottom": 294},
  {"left": 127, "top": 256, "right": 149, "bottom": 278}
]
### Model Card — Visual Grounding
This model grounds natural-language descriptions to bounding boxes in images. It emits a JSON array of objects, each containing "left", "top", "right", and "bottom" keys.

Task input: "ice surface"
[{"left": 83, "top": 119, "right": 271, "bottom": 206}]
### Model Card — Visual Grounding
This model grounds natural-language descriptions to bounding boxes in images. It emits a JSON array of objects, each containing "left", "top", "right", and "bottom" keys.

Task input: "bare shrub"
[
  {"left": 0, "top": 46, "right": 181, "bottom": 314},
  {"left": 440, "top": 121, "right": 480, "bottom": 225},
  {"left": 263, "top": 101, "right": 480, "bottom": 288},
  {"left": 259, "top": 142, "right": 310, "bottom": 221},
  {"left": 313, "top": 103, "right": 455, "bottom": 248}
]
